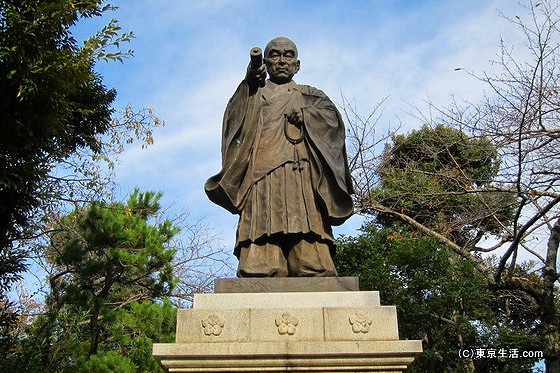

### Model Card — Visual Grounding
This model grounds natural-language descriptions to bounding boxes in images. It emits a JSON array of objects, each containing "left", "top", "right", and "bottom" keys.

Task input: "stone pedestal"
[{"left": 153, "top": 277, "right": 422, "bottom": 372}]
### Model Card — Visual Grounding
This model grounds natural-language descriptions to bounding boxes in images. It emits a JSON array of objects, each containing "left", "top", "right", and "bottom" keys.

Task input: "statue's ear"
[{"left": 295, "top": 60, "right": 301, "bottom": 74}]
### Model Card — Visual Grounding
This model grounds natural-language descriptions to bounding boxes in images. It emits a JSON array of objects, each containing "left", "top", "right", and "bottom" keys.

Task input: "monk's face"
[{"left": 265, "top": 38, "right": 300, "bottom": 84}]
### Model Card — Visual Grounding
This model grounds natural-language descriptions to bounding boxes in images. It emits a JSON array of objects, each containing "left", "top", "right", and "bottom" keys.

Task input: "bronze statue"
[{"left": 205, "top": 36, "right": 354, "bottom": 277}]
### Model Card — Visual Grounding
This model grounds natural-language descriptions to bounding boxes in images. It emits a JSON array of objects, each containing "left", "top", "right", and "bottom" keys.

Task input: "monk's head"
[{"left": 264, "top": 36, "right": 300, "bottom": 84}]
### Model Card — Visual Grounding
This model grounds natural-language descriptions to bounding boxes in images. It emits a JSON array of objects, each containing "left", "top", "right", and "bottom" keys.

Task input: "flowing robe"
[{"left": 204, "top": 79, "right": 354, "bottom": 255}]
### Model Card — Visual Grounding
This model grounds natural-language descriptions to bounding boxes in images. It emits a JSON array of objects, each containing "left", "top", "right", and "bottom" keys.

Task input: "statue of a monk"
[{"left": 205, "top": 36, "right": 354, "bottom": 277}]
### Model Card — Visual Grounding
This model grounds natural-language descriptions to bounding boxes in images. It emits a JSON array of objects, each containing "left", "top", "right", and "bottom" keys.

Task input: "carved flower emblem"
[
  {"left": 349, "top": 311, "right": 372, "bottom": 333},
  {"left": 275, "top": 312, "right": 299, "bottom": 335},
  {"left": 201, "top": 313, "right": 225, "bottom": 336}
]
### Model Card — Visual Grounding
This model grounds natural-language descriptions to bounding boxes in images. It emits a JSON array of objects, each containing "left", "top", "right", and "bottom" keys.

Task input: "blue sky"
[{"left": 75, "top": 0, "right": 519, "bottom": 275}]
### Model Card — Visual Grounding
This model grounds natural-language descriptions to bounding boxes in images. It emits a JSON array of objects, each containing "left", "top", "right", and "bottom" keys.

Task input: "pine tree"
[{"left": 11, "top": 190, "right": 178, "bottom": 372}]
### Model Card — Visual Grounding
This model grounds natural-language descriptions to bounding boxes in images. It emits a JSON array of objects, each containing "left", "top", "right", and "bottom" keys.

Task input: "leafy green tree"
[
  {"left": 373, "top": 124, "right": 515, "bottom": 249},
  {"left": 336, "top": 227, "right": 541, "bottom": 372},
  {"left": 0, "top": 0, "right": 164, "bottom": 357},
  {"left": 8, "top": 190, "right": 178, "bottom": 372},
  {"left": 0, "top": 0, "right": 122, "bottom": 251}
]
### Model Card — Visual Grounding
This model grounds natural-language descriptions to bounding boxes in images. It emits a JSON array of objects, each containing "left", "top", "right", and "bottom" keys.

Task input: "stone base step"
[{"left": 153, "top": 340, "right": 422, "bottom": 372}]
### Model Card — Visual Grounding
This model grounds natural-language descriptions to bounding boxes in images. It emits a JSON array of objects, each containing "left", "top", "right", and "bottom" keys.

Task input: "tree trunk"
[
  {"left": 543, "top": 218, "right": 560, "bottom": 373},
  {"left": 88, "top": 302, "right": 101, "bottom": 356},
  {"left": 88, "top": 282, "right": 112, "bottom": 356}
]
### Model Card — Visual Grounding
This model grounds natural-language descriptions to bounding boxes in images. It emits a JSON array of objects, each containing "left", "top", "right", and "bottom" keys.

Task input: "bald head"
[{"left": 264, "top": 36, "right": 300, "bottom": 84}]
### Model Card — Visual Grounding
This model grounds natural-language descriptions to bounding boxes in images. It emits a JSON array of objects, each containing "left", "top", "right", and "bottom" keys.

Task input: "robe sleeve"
[
  {"left": 298, "top": 85, "right": 355, "bottom": 226},
  {"left": 204, "top": 81, "right": 258, "bottom": 214}
]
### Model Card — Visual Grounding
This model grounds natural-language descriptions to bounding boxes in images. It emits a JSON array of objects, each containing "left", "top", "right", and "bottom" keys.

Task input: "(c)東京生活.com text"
[{"left": 459, "top": 348, "right": 543, "bottom": 359}]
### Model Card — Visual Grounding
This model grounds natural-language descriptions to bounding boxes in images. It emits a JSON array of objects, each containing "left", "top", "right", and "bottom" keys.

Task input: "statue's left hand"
[{"left": 286, "top": 108, "right": 304, "bottom": 128}]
